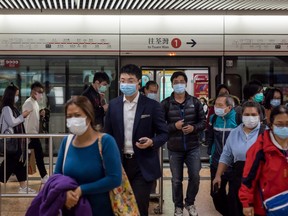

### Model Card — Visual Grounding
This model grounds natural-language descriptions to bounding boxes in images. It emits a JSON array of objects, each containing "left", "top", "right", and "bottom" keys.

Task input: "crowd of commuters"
[{"left": 1, "top": 66, "right": 288, "bottom": 216}]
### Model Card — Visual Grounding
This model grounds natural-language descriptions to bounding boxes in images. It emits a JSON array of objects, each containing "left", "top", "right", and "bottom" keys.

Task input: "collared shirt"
[
  {"left": 123, "top": 92, "right": 140, "bottom": 154},
  {"left": 22, "top": 96, "right": 40, "bottom": 134}
]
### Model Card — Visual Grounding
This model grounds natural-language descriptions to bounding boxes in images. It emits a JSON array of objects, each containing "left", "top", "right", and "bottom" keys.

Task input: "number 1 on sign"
[{"left": 171, "top": 38, "right": 182, "bottom": 48}]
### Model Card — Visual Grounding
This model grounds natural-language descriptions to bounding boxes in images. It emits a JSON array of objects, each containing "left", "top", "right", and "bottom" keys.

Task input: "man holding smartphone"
[
  {"left": 104, "top": 64, "right": 168, "bottom": 216},
  {"left": 161, "top": 71, "right": 206, "bottom": 216}
]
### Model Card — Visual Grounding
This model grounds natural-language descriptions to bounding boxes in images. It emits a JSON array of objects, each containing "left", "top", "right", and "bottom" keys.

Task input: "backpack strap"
[
  {"left": 211, "top": 114, "right": 217, "bottom": 126},
  {"left": 62, "top": 134, "right": 74, "bottom": 173},
  {"left": 258, "top": 124, "right": 266, "bottom": 137}
]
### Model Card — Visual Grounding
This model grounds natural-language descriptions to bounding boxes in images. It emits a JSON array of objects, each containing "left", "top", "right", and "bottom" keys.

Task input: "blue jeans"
[{"left": 169, "top": 148, "right": 201, "bottom": 208}]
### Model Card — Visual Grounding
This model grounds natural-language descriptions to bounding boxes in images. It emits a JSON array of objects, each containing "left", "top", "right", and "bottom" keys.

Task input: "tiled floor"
[{"left": 0, "top": 166, "right": 220, "bottom": 216}]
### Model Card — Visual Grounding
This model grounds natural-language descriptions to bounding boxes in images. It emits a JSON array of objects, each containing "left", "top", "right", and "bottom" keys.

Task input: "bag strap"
[
  {"left": 0, "top": 112, "right": 4, "bottom": 133},
  {"left": 62, "top": 134, "right": 74, "bottom": 173},
  {"left": 97, "top": 133, "right": 104, "bottom": 160}
]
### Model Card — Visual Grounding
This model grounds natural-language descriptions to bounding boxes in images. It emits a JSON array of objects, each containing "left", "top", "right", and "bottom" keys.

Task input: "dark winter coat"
[{"left": 161, "top": 92, "right": 206, "bottom": 152}]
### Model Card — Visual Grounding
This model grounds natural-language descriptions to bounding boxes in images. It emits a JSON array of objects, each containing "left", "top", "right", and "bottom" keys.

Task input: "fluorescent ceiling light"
[
  {"left": 110, "top": 0, "right": 116, "bottom": 9},
  {"left": 120, "top": 0, "right": 127, "bottom": 9},
  {"left": 11, "top": 0, "right": 19, "bottom": 8},
  {"left": 82, "top": 0, "right": 86, "bottom": 9},
  {"left": 59, "top": 0, "right": 63, "bottom": 9},
  {"left": 126, "top": 0, "right": 133, "bottom": 9},
  {"left": 115, "top": 0, "right": 122, "bottom": 9},
  {"left": 142, "top": 0, "right": 151, "bottom": 9},
  {"left": 131, "top": 0, "right": 139, "bottom": 9},
  {"left": 41, "top": 0, "right": 46, "bottom": 9},
  {"left": 104, "top": 0, "right": 109, "bottom": 9},
  {"left": 16, "top": 0, "right": 25, "bottom": 8},
  {"left": 4, "top": 0, "right": 14, "bottom": 8},
  {"left": 136, "top": 0, "right": 145, "bottom": 9},
  {"left": 99, "top": 0, "right": 103, "bottom": 9},
  {"left": 93, "top": 0, "right": 98, "bottom": 9},
  {"left": 35, "top": 0, "right": 41, "bottom": 9},
  {"left": 29, "top": 0, "right": 36, "bottom": 8},
  {"left": 47, "top": 0, "right": 52, "bottom": 9},
  {"left": 53, "top": 0, "right": 57, "bottom": 9}
]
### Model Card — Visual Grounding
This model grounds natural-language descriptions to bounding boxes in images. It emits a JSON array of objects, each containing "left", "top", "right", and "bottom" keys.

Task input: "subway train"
[{"left": 1, "top": 14, "right": 288, "bottom": 158}]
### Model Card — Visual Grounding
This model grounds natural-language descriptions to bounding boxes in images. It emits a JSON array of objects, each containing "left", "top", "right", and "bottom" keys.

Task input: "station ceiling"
[{"left": 0, "top": 0, "right": 288, "bottom": 11}]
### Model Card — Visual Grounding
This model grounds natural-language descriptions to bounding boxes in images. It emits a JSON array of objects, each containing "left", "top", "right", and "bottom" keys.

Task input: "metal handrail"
[{"left": 0, "top": 134, "right": 68, "bottom": 201}]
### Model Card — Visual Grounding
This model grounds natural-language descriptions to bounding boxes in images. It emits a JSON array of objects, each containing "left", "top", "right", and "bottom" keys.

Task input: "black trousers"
[
  {"left": 210, "top": 167, "right": 234, "bottom": 216},
  {"left": 229, "top": 161, "right": 245, "bottom": 216},
  {"left": 28, "top": 138, "right": 47, "bottom": 178},
  {"left": 123, "top": 156, "right": 153, "bottom": 216},
  {"left": 0, "top": 152, "right": 26, "bottom": 183}
]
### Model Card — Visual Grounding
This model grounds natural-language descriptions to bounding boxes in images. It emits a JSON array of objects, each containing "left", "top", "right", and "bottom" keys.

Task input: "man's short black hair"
[
  {"left": 120, "top": 64, "right": 142, "bottom": 80},
  {"left": 93, "top": 72, "right": 110, "bottom": 84},
  {"left": 170, "top": 71, "right": 187, "bottom": 83},
  {"left": 31, "top": 81, "right": 44, "bottom": 90},
  {"left": 145, "top": 81, "right": 158, "bottom": 90}
]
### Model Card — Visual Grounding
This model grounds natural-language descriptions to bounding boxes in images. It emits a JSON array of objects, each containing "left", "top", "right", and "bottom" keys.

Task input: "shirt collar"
[{"left": 123, "top": 91, "right": 140, "bottom": 103}]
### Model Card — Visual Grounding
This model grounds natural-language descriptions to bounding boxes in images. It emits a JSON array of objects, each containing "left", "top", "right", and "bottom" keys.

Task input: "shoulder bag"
[
  {"left": 98, "top": 133, "right": 140, "bottom": 216},
  {"left": 260, "top": 188, "right": 288, "bottom": 216},
  {"left": 0, "top": 112, "right": 18, "bottom": 154}
]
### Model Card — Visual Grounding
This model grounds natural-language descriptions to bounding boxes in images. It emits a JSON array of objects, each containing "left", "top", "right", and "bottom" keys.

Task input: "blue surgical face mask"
[
  {"left": 214, "top": 106, "right": 227, "bottom": 117},
  {"left": 270, "top": 99, "right": 281, "bottom": 107},
  {"left": 273, "top": 126, "right": 288, "bottom": 139},
  {"left": 173, "top": 84, "right": 186, "bottom": 94},
  {"left": 253, "top": 93, "right": 264, "bottom": 103},
  {"left": 147, "top": 93, "right": 157, "bottom": 100},
  {"left": 120, "top": 83, "right": 137, "bottom": 96},
  {"left": 98, "top": 85, "right": 108, "bottom": 93}
]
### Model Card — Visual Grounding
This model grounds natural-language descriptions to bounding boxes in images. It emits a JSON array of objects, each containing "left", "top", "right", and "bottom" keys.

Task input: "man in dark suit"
[{"left": 104, "top": 64, "right": 168, "bottom": 216}]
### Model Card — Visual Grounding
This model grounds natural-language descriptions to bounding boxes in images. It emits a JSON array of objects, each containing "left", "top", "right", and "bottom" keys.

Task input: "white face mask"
[
  {"left": 14, "top": 96, "right": 19, "bottom": 103},
  {"left": 66, "top": 117, "right": 88, "bottom": 136},
  {"left": 35, "top": 92, "right": 43, "bottom": 101},
  {"left": 242, "top": 116, "right": 259, "bottom": 129}
]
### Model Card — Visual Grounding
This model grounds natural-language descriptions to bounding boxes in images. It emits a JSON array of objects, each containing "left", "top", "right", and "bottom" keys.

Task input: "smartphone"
[
  {"left": 139, "top": 139, "right": 148, "bottom": 144},
  {"left": 213, "top": 183, "right": 219, "bottom": 194},
  {"left": 182, "top": 122, "right": 188, "bottom": 127}
]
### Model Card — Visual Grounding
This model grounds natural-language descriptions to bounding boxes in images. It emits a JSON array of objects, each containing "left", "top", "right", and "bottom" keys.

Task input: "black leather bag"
[{"left": 0, "top": 121, "right": 18, "bottom": 155}]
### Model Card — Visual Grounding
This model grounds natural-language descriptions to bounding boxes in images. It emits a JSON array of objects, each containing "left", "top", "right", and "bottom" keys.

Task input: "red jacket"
[{"left": 239, "top": 130, "right": 288, "bottom": 215}]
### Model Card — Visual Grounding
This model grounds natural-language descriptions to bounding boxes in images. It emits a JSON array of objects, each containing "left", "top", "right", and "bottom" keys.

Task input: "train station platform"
[{"left": 0, "top": 164, "right": 220, "bottom": 216}]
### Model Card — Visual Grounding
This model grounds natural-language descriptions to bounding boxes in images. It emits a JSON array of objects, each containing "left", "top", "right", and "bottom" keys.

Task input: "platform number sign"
[{"left": 171, "top": 38, "right": 182, "bottom": 48}]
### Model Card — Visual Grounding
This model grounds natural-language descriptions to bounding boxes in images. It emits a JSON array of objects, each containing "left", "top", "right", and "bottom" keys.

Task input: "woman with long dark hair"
[{"left": 0, "top": 83, "right": 35, "bottom": 193}]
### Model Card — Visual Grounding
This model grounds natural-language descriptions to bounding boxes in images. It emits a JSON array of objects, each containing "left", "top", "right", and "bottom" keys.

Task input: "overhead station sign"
[
  {"left": 0, "top": 34, "right": 119, "bottom": 53},
  {"left": 120, "top": 35, "right": 223, "bottom": 55},
  {"left": 225, "top": 35, "right": 288, "bottom": 51}
]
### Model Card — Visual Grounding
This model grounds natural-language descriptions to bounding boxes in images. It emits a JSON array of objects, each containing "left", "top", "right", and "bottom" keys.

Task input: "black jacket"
[
  {"left": 82, "top": 85, "right": 105, "bottom": 127},
  {"left": 161, "top": 92, "right": 206, "bottom": 152}
]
